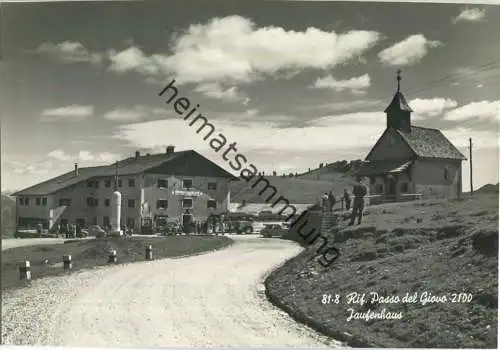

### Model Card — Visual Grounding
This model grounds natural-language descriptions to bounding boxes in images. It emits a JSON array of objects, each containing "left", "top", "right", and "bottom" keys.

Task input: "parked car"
[
  {"left": 14, "top": 229, "right": 40, "bottom": 239},
  {"left": 233, "top": 220, "right": 254, "bottom": 234},
  {"left": 261, "top": 224, "right": 287, "bottom": 238},
  {"left": 14, "top": 228, "right": 57, "bottom": 239},
  {"left": 87, "top": 225, "right": 107, "bottom": 238}
]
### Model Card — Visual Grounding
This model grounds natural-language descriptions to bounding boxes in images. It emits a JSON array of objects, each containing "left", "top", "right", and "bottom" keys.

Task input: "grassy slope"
[
  {"left": 266, "top": 194, "right": 498, "bottom": 348},
  {"left": 230, "top": 173, "right": 355, "bottom": 204},
  {"left": 475, "top": 183, "right": 499, "bottom": 194},
  {"left": 2, "top": 235, "right": 232, "bottom": 291}
]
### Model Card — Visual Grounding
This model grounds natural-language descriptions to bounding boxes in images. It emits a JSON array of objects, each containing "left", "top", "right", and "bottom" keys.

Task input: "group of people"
[
  {"left": 321, "top": 177, "right": 368, "bottom": 225},
  {"left": 321, "top": 189, "right": 353, "bottom": 212},
  {"left": 52, "top": 223, "right": 84, "bottom": 238}
]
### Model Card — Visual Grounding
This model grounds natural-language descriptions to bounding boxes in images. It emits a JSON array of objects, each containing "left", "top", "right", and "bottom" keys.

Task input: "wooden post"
[
  {"left": 145, "top": 245, "right": 153, "bottom": 261},
  {"left": 19, "top": 261, "right": 31, "bottom": 281},
  {"left": 108, "top": 249, "right": 117, "bottom": 264},
  {"left": 63, "top": 254, "right": 72, "bottom": 270}
]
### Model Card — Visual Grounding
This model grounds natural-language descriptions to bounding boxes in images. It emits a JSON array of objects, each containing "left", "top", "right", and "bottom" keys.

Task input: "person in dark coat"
[
  {"left": 328, "top": 191, "right": 336, "bottom": 212},
  {"left": 321, "top": 192, "right": 329, "bottom": 211},
  {"left": 349, "top": 177, "right": 367, "bottom": 225},
  {"left": 343, "top": 189, "right": 351, "bottom": 211}
]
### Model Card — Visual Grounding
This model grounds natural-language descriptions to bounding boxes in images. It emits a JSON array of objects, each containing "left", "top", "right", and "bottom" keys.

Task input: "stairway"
[{"left": 320, "top": 210, "right": 338, "bottom": 235}]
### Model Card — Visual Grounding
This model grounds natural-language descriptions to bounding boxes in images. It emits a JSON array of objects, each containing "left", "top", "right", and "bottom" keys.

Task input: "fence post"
[
  {"left": 108, "top": 249, "right": 117, "bottom": 264},
  {"left": 63, "top": 254, "right": 72, "bottom": 270},
  {"left": 145, "top": 245, "right": 153, "bottom": 261},
  {"left": 19, "top": 260, "right": 31, "bottom": 281}
]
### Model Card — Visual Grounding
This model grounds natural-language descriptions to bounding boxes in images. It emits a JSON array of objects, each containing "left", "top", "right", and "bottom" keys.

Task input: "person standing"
[
  {"left": 322, "top": 192, "right": 329, "bottom": 211},
  {"left": 349, "top": 177, "right": 367, "bottom": 225},
  {"left": 328, "top": 191, "right": 336, "bottom": 212},
  {"left": 343, "top": 189, "right": 351, "bottom": 211}
]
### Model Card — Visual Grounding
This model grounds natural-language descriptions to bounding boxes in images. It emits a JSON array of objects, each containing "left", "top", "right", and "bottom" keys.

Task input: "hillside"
[
  {"left": 1, "top": 194, "right": 16, "bottom": 237},
  {"left": 230, "top": 159, "right": 360, "bottom": 204},
  {"left": 475, "top": 183, "right": 499, "bottom": 194},
  {"left": 298, "top": 159, "right": 363, "bottom": 181},
  {"left": 230, "top": 174, "right": 355, "bottom": 204},
  {"left": 266, "top": 194, "right": 498, "bottom": 348}
]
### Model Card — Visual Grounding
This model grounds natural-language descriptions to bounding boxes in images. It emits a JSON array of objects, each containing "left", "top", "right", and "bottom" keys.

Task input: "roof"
[
  {"left": 13, "top": 150, "right": 236, "bottom": 196},
  {"left": 228, "top": 202, "right": 313, "bottom": 216},
  {"left": 397, "top": 126, "right": 467, "bottom": 160},
  {"left": 357, "top": 160, "right": 413, "bottom": 176},
  {"left": 384, "top": 92, "right": 413, "bottom": 113}
]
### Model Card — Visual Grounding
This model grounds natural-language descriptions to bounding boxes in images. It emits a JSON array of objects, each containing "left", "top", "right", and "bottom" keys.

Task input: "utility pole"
[{"left": 469, "top": 138, "right": 473, "bottom": 195}]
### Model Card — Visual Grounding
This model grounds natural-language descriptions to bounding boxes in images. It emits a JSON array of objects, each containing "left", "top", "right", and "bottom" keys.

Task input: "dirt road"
[{"left": 2, "top": 235, "right": 344, "bottom": 348}]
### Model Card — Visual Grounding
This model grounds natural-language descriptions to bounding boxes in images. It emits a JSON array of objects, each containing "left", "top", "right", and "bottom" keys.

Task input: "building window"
[
  {"left": 87, "top": 197, "right": 95, "bottom": 207},
  {"left": 376, "top": 184, "right": 383, "bottom": 194},
  {"left": 182, "top": 198, "right": 193, "bottom": 208},
  {"left": 105, "top": 199, "right": 110, "bottom": 207},
  {"left": 207, "top": 200, "right": 217, "bottom": 209},
  {"left": 128, "top": 199, "right": 135, "bottom": 208},
  {"left": 401, "top": 183, "right": 409, "bottom": 193},
  {"left": 87, "top": 181, "right": 93, "bottom": 188},
  {"left": 208, "top": 182, "right": 217, "bottom": 191},
  {"left": 103, "top": 216, "right": 110, "bottom": 228},
  {"left": 95, "top": 181, "right": 100, "bottom": 188},
  {"left": 444, "top": 166, "right": 450, "bottom": 180},
  {"left": 42, "top": 197, "right": 47, "bottom": 206},
  {"left": 157, "top": 179, "right": 168, "bottom": 188},
  {"left": 94, "top": 198, "right": 99, "bottom": 207},
  {"left": 128, "top": 179, "right": 135, "bottom": 187},
  {"left": 183, "top": 179, "right": 193, "bottom": 189},
  {"left": 105, "top": 180, "right": 111, "bottom": 188},
  {"left": 36, "top": 198, "right": 41, "bottom": 206},
  {"left": 25, "top": 198, "right": 30, "bottom": 206},
  {"left": 118, "top": 179, "right": 123, "bottom": 188},
  {"left": 157, "top": 200, "right": 168, "bottom": 209},
  {"left": 59, "top": 198, "right": 71, "bottom": 206},
  {"left": 19, "top": 198, "right": 24, "bottom": 206}
]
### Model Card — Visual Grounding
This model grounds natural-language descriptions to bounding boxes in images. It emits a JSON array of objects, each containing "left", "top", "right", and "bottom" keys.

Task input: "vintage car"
[
  {"left": 260, "top": 224, "right": 287, "bottom": 238},
  {"left": 14, "top": 226, "right": 58, "bottom": 239},
  {"left": 226, "top": 213, "right": 256, "bottom": 234},
  {"left": 85, "top": 225, "right": 106, "bottom": 238}
]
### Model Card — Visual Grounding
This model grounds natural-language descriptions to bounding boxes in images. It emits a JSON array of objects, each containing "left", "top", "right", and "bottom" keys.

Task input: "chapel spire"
[
  {"left": 384, "top": 69, "right": 412, "bottom": 133},
  {"left": 397, "top": 69, "right": 402, "bottom": 92}
]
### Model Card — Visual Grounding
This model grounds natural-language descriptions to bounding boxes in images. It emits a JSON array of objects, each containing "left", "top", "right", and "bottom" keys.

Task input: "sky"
[{"left": 1, "top": 0, "right": 499, "bottom": 193}]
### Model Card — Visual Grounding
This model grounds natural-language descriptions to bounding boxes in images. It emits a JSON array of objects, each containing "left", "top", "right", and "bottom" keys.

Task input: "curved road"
[{"left": 2, "top": 235, "right": 344, "bottom": 348}]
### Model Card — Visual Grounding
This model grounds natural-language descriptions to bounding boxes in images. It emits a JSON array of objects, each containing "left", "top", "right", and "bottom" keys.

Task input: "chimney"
[
  {"left": 135, "top": 151, "right": 140, "bottom": 160},
  {"left": 74, "top": 163, "right": 79, "bottom": 176},
  {"left": 166, "top": 145, "right": 175, "bottom": 154}
]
